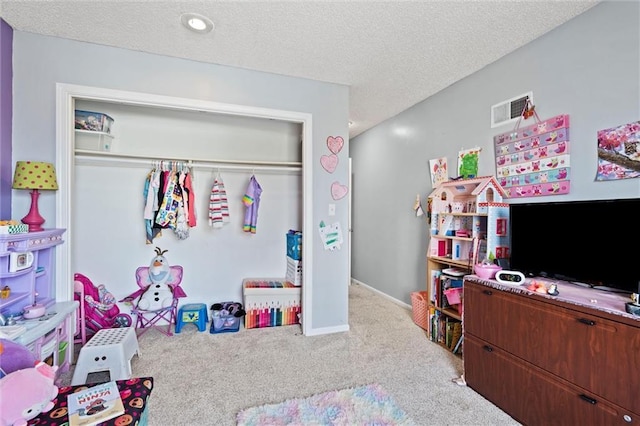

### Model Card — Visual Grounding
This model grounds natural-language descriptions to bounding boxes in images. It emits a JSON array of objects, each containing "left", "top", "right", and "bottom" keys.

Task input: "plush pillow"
[
  {"left": 0, "top": 338, "right": 37, "bottom": 378},
  {"left": 0, "top": 361, "right": 58, "bottom": 425}
]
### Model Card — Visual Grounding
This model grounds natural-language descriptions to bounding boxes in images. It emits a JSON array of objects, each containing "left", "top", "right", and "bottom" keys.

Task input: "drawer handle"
[
  {"left": 579, "top": 394, "right": 597, "bottom": 405},
  {"left": 482, "top": 290, "right": 493, "bottom": 296},
  {"left": 577, "top": 318, "right": 596, "bottom": 326},
  {"left": 483, "top": 345, "right": 493, "bottom": 353}
]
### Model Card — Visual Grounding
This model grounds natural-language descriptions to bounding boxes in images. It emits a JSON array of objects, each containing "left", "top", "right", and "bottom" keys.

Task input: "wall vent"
[{"left": 491, "top": 92, "right": 532, "bottom": 128}]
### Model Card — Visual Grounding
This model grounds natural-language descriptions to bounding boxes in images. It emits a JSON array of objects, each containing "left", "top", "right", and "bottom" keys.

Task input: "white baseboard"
[
  {"left": 305, "top": 324, "right": 350, "bottom": 336},
  {"left": 350, "top": 278, "right": 412, "bottom": 310}
]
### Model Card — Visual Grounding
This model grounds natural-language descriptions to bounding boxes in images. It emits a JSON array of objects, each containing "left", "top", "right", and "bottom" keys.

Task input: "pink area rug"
[{"left": 236, "top": 383, "right": 414, "bottom": 425}]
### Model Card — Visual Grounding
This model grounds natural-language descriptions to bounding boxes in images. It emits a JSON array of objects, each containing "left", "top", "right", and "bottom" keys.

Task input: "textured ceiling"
[{"left": 0, "top": 1, "right": 598, "bottom": 137}]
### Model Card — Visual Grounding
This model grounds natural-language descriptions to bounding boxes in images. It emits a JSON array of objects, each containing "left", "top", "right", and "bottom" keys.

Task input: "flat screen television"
[{"left": 509, "top": 198, "right": 640, "bottom": 295}]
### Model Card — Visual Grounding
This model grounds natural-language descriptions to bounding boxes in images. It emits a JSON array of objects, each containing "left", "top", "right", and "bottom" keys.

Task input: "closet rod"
[{"left": 74, "top": 149, "right": 302, "bottom": 172}]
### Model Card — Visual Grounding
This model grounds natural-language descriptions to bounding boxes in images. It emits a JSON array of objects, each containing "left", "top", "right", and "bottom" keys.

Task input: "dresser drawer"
[
  {"left": 464, "top": 281, "right": 640, "bottom": 411},
  {"left": 465, "top": 334, "right": 639, "bottom": 425}
]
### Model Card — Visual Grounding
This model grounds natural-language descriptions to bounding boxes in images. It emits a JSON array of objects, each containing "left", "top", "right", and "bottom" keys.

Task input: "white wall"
[
  {"left": 351, "top": 1, "right": 640, "bottom": 304},
  {"left": 73, "top": 100, "right": 302, "bottom": 307},
  {"left": 11, "top": 32, "right": 350, "bottom": 333}
]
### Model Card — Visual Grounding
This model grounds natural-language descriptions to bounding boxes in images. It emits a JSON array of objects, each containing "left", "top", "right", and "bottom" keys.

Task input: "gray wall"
[
  {"left": 11, "top": 32, "right": 350, "bottom": 333},
  {"left": 351, "top": 1, "right": 640, "bottom": 304}
]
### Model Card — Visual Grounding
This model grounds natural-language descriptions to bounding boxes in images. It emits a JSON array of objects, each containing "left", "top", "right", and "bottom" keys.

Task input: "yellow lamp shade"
[{"left": 12, "top": 161, "right": 59, "bottom": 190}]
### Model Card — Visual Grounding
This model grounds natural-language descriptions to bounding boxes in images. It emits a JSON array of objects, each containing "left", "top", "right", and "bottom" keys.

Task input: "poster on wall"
[
  {"left": 493, "top": 114, "right": 570, "bottom": 198},
  {"left": 595, "top": 120, "right": 640, "bottom": 181},
  {"left": 457, "top": 147, "right": 481, "bottom": 179},
  {"left": 429, "top": 157, "right": 448, "bottom": 187}
]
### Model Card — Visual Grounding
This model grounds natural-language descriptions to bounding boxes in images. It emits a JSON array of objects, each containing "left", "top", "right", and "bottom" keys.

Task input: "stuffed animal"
[
  {"left": 137, "top": 247, "right": 175, "bottom": 311},
  {"left": 210, "top": 302, "right": 246, "bottom": 318},
  {"left": 0, "top": 361, "right": 58, "bottom": 426},
  {"left": 0, "top": 339, "right": 37, "bottom": 379}
]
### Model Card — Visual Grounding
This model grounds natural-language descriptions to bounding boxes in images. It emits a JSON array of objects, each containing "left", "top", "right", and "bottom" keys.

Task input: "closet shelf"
[
  {"left": 75, "top": 129, "right": 114, "bottom": 138},
  {"left": 74, "top": 149, "right": 302, "bottom": 172}
]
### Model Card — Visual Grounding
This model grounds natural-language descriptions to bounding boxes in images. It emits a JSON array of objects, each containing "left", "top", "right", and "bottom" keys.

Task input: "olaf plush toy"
[{"left": 137, "top": 247, "right": 175, "bottom": 311}]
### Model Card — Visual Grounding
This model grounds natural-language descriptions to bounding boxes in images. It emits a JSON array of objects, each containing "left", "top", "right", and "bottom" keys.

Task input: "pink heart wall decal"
[
  {"left": 320, "top": 154, "right": 338, "bottom": 173},
  {"left": 327, "top": 136, "right": 344, "bottom": 155},
  {"left": 331, "top": 181, "right": 348, "bottom": 200}
]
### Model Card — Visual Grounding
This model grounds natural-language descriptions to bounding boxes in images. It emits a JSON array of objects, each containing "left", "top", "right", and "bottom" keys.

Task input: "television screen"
[{"left": 509, "top": 198, "right": 640, "bottom": 295}]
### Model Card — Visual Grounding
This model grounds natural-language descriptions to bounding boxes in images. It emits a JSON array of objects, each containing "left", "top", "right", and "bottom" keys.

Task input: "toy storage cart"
[{"left": 243, "top": 278, "right": 301, "bottom": 329}]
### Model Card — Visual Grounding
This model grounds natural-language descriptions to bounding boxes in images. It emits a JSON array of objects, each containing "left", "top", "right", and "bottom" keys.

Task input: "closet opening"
[{"left": 55, "top": 84, "right": 314, "bottom": 337}]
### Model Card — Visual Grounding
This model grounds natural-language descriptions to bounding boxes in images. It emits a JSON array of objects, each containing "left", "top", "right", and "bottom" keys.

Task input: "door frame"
[{"left": 55, "top": 83, "right": 314, "bottom": 335}]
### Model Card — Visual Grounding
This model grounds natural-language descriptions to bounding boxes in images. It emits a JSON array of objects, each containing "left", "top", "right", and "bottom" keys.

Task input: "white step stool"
[{"left": 72, "top": 327, "right": 140, "bottom": 385}]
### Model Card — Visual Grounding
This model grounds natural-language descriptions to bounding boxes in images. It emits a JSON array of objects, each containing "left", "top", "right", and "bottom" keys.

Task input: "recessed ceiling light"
[
  {"left": 348, "top": 121, "right": 354, "bottom": 127},
  {"left": 181, "top": 13, "right": 214, "bottom": 34}
]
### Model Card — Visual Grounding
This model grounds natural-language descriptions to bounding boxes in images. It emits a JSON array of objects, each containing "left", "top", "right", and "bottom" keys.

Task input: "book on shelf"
[
  {"left": 449, "top": 321, "right": 462, "bottom": 352},
  {"left": 67, "top": 381, "right": 124, "bottom": 426},
  {"left": 472, "top": 237, "right": 487, "bottom": 265},
  {"left": 430, "top": 269, "right": 441, "bottom": 304}
]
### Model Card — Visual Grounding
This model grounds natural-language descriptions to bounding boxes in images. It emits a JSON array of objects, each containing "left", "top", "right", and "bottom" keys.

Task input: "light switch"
[{"left": 328, "top": 204, "right": 336, "bottom": 216}]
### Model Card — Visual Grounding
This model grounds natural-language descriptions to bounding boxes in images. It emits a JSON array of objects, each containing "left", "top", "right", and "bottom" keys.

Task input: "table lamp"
[{"left": 12, "top": 161, "right": 59, "bottom": 232}]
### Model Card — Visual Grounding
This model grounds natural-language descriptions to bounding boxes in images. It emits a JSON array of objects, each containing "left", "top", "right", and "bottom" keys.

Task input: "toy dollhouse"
[{"left": 427, "top": 176, "right": 510, "bottom": 263}]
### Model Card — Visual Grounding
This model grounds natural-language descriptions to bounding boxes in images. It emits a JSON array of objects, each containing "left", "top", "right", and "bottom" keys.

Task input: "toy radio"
[{"left": 8, "top": 251, "right": 34, "bottom": 273}]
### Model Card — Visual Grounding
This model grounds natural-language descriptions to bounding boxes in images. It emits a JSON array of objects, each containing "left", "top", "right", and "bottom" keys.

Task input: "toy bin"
[
  {"left": 410, "top": 291, "right": 429, "bottom": 330},
  {"left": 74, "top": 110, "right": 114, "bottom": 133},
  {"left": 210, "top": 301, "right": 243, "bottom": 334},
  {"left": 286, "top": 230, "right": 302, "bottom": 260},
  {"left": 286, "top": 256, "right": 302, "bottom": 286},
  {"left": 243, "top": 278, "right": 301, "bottom": 329},
  {"left": 443, "top": 287, "right": 463, "bottom": 315},
  {"left": 210, "top": 312, "right": 241, "bottom": 333}
]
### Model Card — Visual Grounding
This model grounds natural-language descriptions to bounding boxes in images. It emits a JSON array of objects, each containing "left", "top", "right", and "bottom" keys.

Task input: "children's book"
[{"left": 67, "top": 381, "right": 124, "bottom": 426}]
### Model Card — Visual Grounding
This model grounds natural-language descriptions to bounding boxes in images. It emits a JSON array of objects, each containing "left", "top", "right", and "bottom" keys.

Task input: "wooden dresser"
[{"left": 464, "top": 276, "right": 640, "bottom": 425}]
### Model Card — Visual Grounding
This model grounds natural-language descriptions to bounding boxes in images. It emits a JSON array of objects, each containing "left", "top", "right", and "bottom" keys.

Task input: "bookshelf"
[{"left": 425, "top": 176, "right": 510, "bottom": 356}]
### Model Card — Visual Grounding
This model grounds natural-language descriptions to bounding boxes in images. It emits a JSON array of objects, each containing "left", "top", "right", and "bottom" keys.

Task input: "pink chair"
[{"left": 122, "top": 265, "right": 186, "bottom": 337}]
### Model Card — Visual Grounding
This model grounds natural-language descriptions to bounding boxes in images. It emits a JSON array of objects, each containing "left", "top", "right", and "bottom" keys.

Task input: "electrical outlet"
[{"left": 328, "top": 204, "right": 336, "bottom": 216}]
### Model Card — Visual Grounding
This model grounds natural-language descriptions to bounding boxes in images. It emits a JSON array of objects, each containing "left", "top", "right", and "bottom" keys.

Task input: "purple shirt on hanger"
[{"left": 242, "top": 175, "right": 262, "bottom": 233}]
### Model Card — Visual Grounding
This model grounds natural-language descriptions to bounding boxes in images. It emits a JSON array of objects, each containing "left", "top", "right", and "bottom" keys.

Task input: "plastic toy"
[
  {"left": 74, "top": 273, "right": 132, "bottom": 343},
  {"left": 210, "top": 301, "right": 246, "bottom": 318},
  {"left": 0, "top": 361, "right": 58, "bottom": 426}
]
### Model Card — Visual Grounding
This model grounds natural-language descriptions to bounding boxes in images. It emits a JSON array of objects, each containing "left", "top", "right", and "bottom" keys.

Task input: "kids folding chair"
[{"left": 122, "top": 265, "right": 186, "bottom": 337}]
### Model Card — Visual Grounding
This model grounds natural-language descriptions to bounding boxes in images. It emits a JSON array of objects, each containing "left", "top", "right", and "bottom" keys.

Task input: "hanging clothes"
[
  {"left": 209, "top": 173, "right": 230, "bottom": 228},
  {"left": 143, "top": 162, "right": 194, "bottom": 242},
  {"left": 184, "top": 171, "right": 197, "bottom": 227},
  {"left": 144, "top": 169, "right": 162, "bottom": 244},
  {"left": 242, "top": 175, "right": 262, "bottom": 234},
  {"left": 173, "top": 170, "right": 190, "bottom": 240},
  {"left": 156, "top": 171, "right": 183, "bottom": 229}
]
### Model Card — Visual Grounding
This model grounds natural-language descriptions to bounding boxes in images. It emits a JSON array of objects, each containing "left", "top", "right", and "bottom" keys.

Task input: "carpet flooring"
[{"left": 59, "top": 282, "right": 519, "bottom": 425}]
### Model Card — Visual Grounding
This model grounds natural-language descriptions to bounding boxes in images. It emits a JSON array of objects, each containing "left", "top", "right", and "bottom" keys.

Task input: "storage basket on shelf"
[
  {"left": 443, "top": 287, "right": 463, "bottom": 315},
  {"left": 410, "top": 291, "right": 429, "bottom": 330}
]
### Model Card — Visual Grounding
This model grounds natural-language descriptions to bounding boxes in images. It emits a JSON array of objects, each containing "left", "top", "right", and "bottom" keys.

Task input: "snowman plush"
[{"left": 137, "top": 247, "right": 175, "bottom": 311}]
